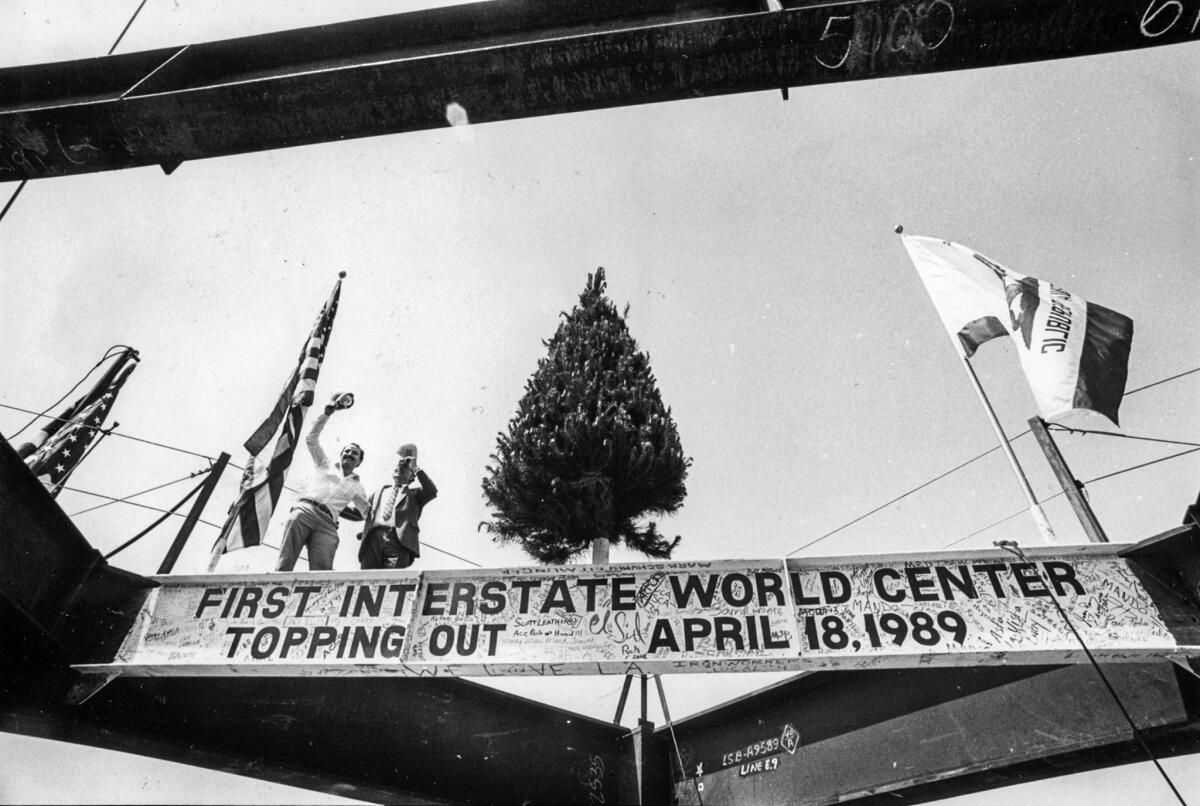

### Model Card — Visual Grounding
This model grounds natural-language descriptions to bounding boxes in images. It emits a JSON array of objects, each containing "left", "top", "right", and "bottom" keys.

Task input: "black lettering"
[
  {"left": 647, "top": 619, "right": 680, "bottom": 653},
  {"left": 354, "top": 585, "right": 385, "bottom": 617},
  {"left": 480, "top": 581, "right": 507, "bottom": 615},
  {"left": 220, "top": 589, "right": 237, "bottom": 618},
  {"left": 280, "top": 626, "right": 309, "bottom": 658},
  {"left": 874, "top": 568, "right": 905, "bottom": 603},
  {"left": 450, "top": 582, "right": 477, "bottom": 617},
  {"left": 722, "top": 574, "right": 753, "bottom": 607},
  {"left": 294, "top": 585, "right": 321, "bottom": 617},
  {"left": 612, "top": 577, "right": 636, "bottom": 611},
  {"left": 755, "top": 572, "right": 784, "bottom": 606},
  {"left": 905, "top": 567, "right": 939, "bottom": 602},
  {"left": 456, "top": 624, "right": 480, "bottom": 655},
  {"left": 1043, "top": 561, "right": 1085, "bottom": 596},
  {"left": 233, "top": 586, "right": 263, "bottom": 618},
  {"left": 195, "top": 587, "right": 226, "bottom": 619},
  {"left": 972, "top": 564, "right": 1009, "bottom": 597},
  {"left": 483, "top": 623, "right": 507, "bottom": 655},
  {"left": 670, "top": 574, "right": 719, "bottom": 608},
  {"left": 1012, "top": 563, "right": 1050, "bottom": 597},
  {"left": 762, "top": 616, "right": 790, "bottom": 649},
  {"left": 380, "top": 625, "right": 406, "bottom": 658},
  {"left": 714, "top": 616, "right": 744, "bottom": 650},
  {"left": 577, "top": 578, "right": 605, "bottom": 610},
  {"left": 423, "top": 582, "right": 450, "bottom": 616},
  {"left": 389, "top": 582, "right": 418, "bottom": 616},
  {"left": 251, "top": 627, "right": 280, "bottom": 659},
  {"left": 613, "top": 611, "right": 642, "bottom": 644},
  {"left": 936, "top": 565, "right": 977, "bottom": 600},
  {"left": 349, "top": 625, "right": 381, "bottom": 658},
  {"left": 261, "top": 586, "right": 289, "bottom": 619},
  {"left": 790, "top": 572, "right": 820, "bottom": 606},
  {"left": 308, "top": 626, "right": 338, "bottom": 658},
  {"left": 683, "top": 618, "right": 712, "bottom": 651},
  {"left": 225, "top": 625, "right": 253, "bottom": 657},
  {"left": 511, "top": 580, "right": 542, "bottom": 613},
  {"left": 540, "top": 579, "right": 576, "bottom": 613},
  {"left": 820, "top": 571, "right": 851, "bottom": 604},
  {"left": 428, "top": 624, "right": 454, "bottom": 656},
  {"left": 588, "top": 610, "right": 608, "bottom": 636}
]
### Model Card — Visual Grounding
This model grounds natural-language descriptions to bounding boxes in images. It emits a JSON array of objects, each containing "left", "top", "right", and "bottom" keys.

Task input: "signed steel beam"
[
  {"left": 1, "top": 0, "right": 1196, "bottom": 181},
  {"left": 7, "top": 410, "right": 1200, "bottom": 801},
  {"left": 67, "top": 547, "right": 1200, "bottom": 682},
  {"left": 662, "top": 661, "right": 1200, "bottom": 805}
]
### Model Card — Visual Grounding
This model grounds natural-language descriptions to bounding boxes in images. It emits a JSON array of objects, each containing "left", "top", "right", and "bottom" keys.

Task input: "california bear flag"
[{"left": 901, "top": 235, "right": 1133, "bottom": 426}]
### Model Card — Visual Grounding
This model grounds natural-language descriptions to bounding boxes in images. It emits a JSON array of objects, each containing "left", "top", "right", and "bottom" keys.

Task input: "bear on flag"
[{"left": 901, "top": 235, "right": 1133, "bottom": 427}]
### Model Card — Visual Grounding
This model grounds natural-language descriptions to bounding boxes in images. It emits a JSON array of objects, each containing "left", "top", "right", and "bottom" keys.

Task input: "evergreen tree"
[{"left": 482, "top": 268, "right": 690, "bottom": 564}]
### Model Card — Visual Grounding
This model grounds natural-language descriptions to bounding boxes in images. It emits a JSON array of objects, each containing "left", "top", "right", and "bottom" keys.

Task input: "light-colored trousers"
[{"left": 274, "top": 503, "right": 339, "bottom": 571}]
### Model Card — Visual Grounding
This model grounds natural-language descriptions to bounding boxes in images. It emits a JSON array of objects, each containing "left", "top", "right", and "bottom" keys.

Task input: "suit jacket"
[{"left": 366, "top": 470, "right": 438, "bottom": 556}]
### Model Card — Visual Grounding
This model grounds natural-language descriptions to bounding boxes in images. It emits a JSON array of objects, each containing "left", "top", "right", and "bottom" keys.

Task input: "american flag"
[
  {"left": 23, "top": 348, "right": 139, "bottom": 496},
  {"left": 211, "top": 276, "right": 343, "bottom": 561}
]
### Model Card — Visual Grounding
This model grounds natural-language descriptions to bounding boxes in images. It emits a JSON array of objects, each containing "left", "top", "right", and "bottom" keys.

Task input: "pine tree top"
[{"left": 482, "top": 268, "right": 689, "bottom": 564}]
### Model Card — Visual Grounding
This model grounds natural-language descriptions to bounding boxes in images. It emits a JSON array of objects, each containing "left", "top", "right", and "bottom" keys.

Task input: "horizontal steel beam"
[
  {"left": 1, "top": 0, "right": 1196, "bottom": 181},
  {"left": 7, "top": 661, "right": 1199, "bottom": 804},
  {"left": 1, "top": 677, "right": 628, "bottom": 805}
]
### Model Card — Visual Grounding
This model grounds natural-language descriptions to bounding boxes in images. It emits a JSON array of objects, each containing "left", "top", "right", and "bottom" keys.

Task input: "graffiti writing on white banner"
[
  {"left": 125, "top": 576, "right": 421, "bottom": 665},
  {"left": 405, "top": 562, "right": 800, "bottom": 664},
  {"left": 786, "top": 556, "right": 1175, "bottom": 658}
]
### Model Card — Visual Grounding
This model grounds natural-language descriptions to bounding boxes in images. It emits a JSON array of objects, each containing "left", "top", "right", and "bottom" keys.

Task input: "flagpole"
[
  {"left": 158, "top": 451, "right": 230, "bottom": 574},
  {"left": 207, "top": 534, "right": 225, "bottom": 573},
  {"left": 958, "top": 356, "right": 1058, "bottom": 544},
  {"left": 208, "top": 272, "right": 345, "bottom": 573}
]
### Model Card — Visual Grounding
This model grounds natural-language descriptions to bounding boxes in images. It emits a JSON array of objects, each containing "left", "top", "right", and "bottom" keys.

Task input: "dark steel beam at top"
[{"left": 0, "top": 0, "right": 1193, "bottom": 182}]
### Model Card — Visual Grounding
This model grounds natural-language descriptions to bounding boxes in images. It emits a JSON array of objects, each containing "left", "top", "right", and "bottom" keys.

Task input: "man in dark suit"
[{"left": 358, "top": 443, "right": 438, "bottom": 569}]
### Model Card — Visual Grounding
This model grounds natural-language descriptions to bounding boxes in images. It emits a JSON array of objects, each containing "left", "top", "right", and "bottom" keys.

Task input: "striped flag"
[
  {"left": 21, "top": 347, "right": 140, "bottom": 496},
  {"left": 211, "top": 277, "right": 342, "bottom": 560},
  {"left": 901, "top": 235, "right": 1133, "bottom": 426}
]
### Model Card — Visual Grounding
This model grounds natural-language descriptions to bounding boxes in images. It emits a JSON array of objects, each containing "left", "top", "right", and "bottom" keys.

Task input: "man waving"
[{"left": 275, "top": 391, "right": 370, "bottom": 571}]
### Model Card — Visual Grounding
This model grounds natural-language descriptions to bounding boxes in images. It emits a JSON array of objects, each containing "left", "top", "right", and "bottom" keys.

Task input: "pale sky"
[{"left": 2, "top": 1, "right": 1199, "bottom": 803}]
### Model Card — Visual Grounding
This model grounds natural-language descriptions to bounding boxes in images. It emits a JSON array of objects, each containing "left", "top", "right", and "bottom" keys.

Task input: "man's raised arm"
[{"left": 306, "top": 391, "right": 354, "bottom": 468}]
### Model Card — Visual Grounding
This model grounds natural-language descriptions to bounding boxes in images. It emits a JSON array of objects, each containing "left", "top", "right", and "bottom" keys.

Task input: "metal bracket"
[{"left": 64, "top": 670, "right": 120, "bottom": 705}]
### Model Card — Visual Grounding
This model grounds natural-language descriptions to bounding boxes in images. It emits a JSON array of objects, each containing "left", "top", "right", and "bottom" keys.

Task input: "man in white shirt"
[{"left": 275, "top": 391, "right": 371, "bottom": 571}]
